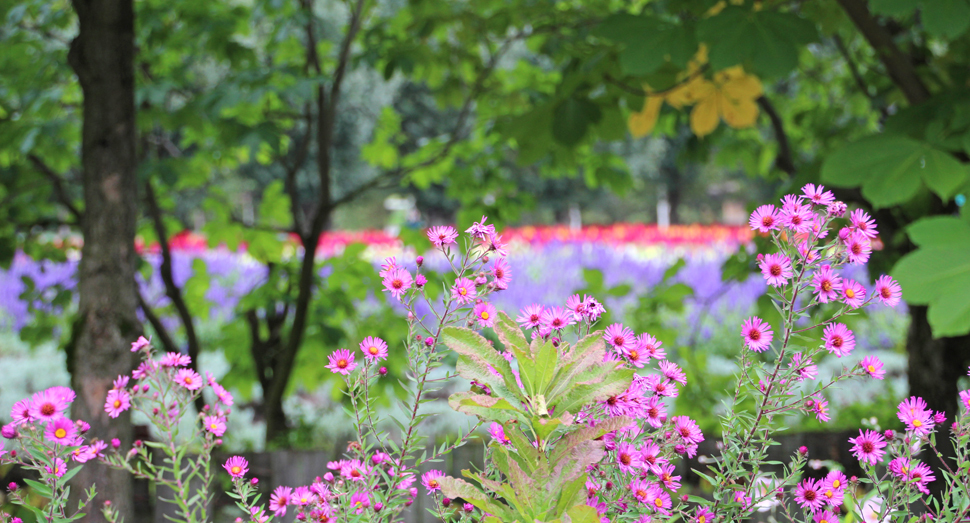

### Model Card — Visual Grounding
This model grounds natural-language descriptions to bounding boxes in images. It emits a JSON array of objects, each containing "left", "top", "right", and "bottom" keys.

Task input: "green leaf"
[
  {"left": 24, "top": 478, "right": 53, "bottom": 498},
  {"left": 922, "top": 0, "right": 970, "bottom": 39},
  {"left": 870, "top": 0, "right": 919, "bottom": 16},
  {"left": 564, "top": 505, "right": 601, "bottom": 523},
  {"left": 552, "top": 98, "right": 602, "bottom": 147},
  {"left": 696, "top": 7, "right": 817, "bottom": 77}
]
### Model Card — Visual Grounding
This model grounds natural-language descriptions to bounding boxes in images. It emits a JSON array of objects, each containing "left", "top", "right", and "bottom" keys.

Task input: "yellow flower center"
[
  {"left": 428, "top": 480, "right": 439, "bottom": 488},
  {"left": 833, "top": 480, "right": 841, "bottom": 488},
  {"left": 337, "top": 359, "right": 348, "bottom": 369},
  {"left": 113, "top": 400, "right": 122, "bottom": 408},
  {"left": 867, "top": 365, "right": 875, "bottom": 372},
  {"left": 845, "top": 289, "right": 855, "bottom": 299},
  {"left": 629, "top": 350, "right": 639, "bottom": 361},
  {"left": 231, "top": 466, "right": 241, "bottom": 474},
  {"left": 654, "top": 498, "right": 663, "bottom": 508},
  {"left": 210, "top": 423, "right": 218, "bottom": 430},
  {"left": 480, "top": 311, "right": 489, "bottom": 320},
  {"left": 699, "top": 517, "right": 706, "bottom": 523},
  {"left": 913, "top": 419, "right": 922, "bottom": 427},
  {"left": 54, "top": 428, "right": 66, "bottom": 439},
  {"left": 368, "top": 346, "right": 379, "bottom": 355},
  {"left": 825, "top": 490, "right": 833, "bottom": 498},
  {"left": 459, "top": 288, "right": 467, "bottom": 295},
  {"left": 184, "top": 376, "right": 193, "bottom": 384}
]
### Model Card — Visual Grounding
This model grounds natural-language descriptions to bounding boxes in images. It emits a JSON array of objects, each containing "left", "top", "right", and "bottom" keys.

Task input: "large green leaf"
[
  {"left": 552, "top": 97, "right": 602, "bottom": 147},
  {"left": 892, "top": 217, "right": 970, "bottom": 336},
  {"left": 594, "top": 14, "right": 698, "bottom": 75},
  {"left": 922, "top": 0, "right": 970, "bottom": 39},
  {"left": 821, "top": 134, "right": 968, "bottom": 207},
  {"left": 696, "top": 7, "right": 817, "bottom": 77}
]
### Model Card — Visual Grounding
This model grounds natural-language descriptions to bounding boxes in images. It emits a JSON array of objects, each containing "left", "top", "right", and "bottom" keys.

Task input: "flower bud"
[
  {"left": 111, "top": 438, "right": 121, "bottom": 449},
  {"left": 425, "top": 336, "right": 435, "bottom": 347},
  {"left": 416, "top": 256, "right": 424, "bottom": 267},
  {"left": 482, "top": 256, "right": 489, "bottom": 263},
  {"left": 605, "top": 481, "right": 613, "bottom": 491},
  {"left": 681, "top": 495, "right": 689, "bottom": 502},
  {"left": 8, "top": 482, "right": 18, "bottom": 491},
  {"left": 674, "top": 444, "right": 686, "bottom": 455},
  {"left": 374, "top": 502, "right": 383, "bottom": 512},
  {"left": 215, "top": 439, "right": 223, "bottom": 446},
  {"left": 884, "top": 429, "right": 894, "bottom": 440},
  {"left": 463, "top": 503, "right": 473, "bottom": 513},
  {"left": 251, "top": 477, "right": 259, "bottom": 486},
  {"left": 235, "top": 518, "right": 243, "bottom": 523},
  {"left": 134, "top": 440, "right": 143, "bottom": 448},
  {"left": 76, "top": 420, "right": 90, "bottom": 433},
  {"left": 104, "top": 501, "right": 112, "bottom": 507},
  {"left": 1, "top": 424, "right": 18, "bottom": 439},
  {"left": 798, "top": 446, "right": 808, "bottom": 456},
  {"left": 324, "top": 472, "right": 334, "bottom": 482},
  {"left": 415, "top": 274, "right": 427, "bottom": 287},
  {"left": 378, "top": 366, "right": 388, "bottom": 376},
  {"left": 442, "top": 498, "right": 451, "bottom": 507},
  {"left": 296, "top": 513, "right": 306, "bottom": 521},
  {"left": 827, "top": 201, "right": 847, "bottom": 217}
]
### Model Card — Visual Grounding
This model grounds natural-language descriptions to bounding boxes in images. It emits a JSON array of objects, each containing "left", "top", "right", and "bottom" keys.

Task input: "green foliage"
[{"left": 696, "top": 7, "right": 818, "bottom": 78}]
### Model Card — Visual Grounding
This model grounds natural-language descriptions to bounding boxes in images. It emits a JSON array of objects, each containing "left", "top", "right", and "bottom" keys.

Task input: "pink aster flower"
[
  {"left": 426, "top": 225, "right": 458, "bottom": 247},
  {"left": 789, "top": 352, "right": 818, "bottom": 381},
  {"left": 492, "top": 258, "right": 512, "bottom": 290},
  {"left": 131, "top": 336, "right": 150, "bottom": 352},
  {"left": 29, "top": 389, "right": 69, "bottom": 422},
  {"left": 159, "top": 352, "right": 192, "bottom": 367},
  {"left": 604, "top": 324, "right": 635, "bottom": 351},
  {"left": 645, "top": 373, "right": 679, "bottom": 398},
  {"left": 224, "top": 456, "right": 249, "bottom": 478},
  {"left": 780, "top": 200, "right": 815, "bottom": 233},
  {"left": 659, "top": 360, "right": 686, "bottom": 386},
  {"left": 615, "top": 442, "right": 642, "bottom": 473},
  {"left": 811, "top": 395, "right": 831, "bottom": 422},
  {"left": 849, "top": 209, "right": 878, "bottom": 238},
  {"left": 741, "top": 316, "right": 773, "bottom": 352},
  {"left": 643, "top": 395, "right": 667, "bottom": 429},
  {"left": 629, "top": 478, "right": 652, "bottom": 504},
  {"left": 694, "top": 508, "right": 716, "bottom": 523},
  {"left": 565, "top": 294, "right": 586, "bottom": 318},
  {"left": 482, "top": 232, "right": 509, "bottom": 258},
  {"left": 909, "top": 461, "right": 936, "bottom": 495},
  {"left": 749, "top": 205, "right": 780, "bottom": 233},
  {"left": 326, "top": 349, "right": 357, "bottom": 375},
  {"left": 517, "top": 304, "right": 544, "bottom": 329},
  {"left": 860, "top": 356, "right": 885, "bottom": 379},
  {"left": 802, "top": 183, "right": 835, "bottom": 206},
  {"left": 489, "top": 422, "right": 511, "bottom": 446},
  {"left": 794, "top": 478, "right": 824, "bottom": 512},
  {"left": 840, "top": 279, "right": 866, "bottom": 308},
  {"left": 349, "top": 491, "right": 370, "bottom": 514},
  {"left": 422, "top": 470, "right": 445, "bottom": 493},
  {"left": 811, "top": 265, "right": 842, "bottom": 303},
  {"left": 204, "top": 415, "right": 227, "bottom": 437},
  {"left": 541, "top": 306, "right": 576, "bottom": 331},
  {"left": 382, "top": 268, "right": 413, "bottom": 301},
  {"left": 961, "top": 390, "right": 970, "bottom": 413},
  {"left": 293, "top": 486, "right": 317, "bottom": 505},
  {"left": 639, "top": 334, "right": 666, "bottom": 360},
  {"left": 465, "top": 216, "right": 496, "bottom": 240},
  {"left": 112, "top": 375, "right": 129, "bottom": 390},
  {"left": 672, "top": 416, "right": 703, "bottom": 445},
  {"left": 644, "top": 483, "right": 671, "bottom": 514},
  {"left": 473, "top": 302, "right": 497, "bottom": 328},
  {"left": 623, "top": 342, "right": 648, "bottom": 368},
  {"left": 813, "top": 510, "right": 839, "bottom": 523},
  {"left": 72, "top": 444, "right": 98, "bottom": 463},
  {"left": 898, "top": 396, "right": 934, "bottom": 435},
  {"left": 46, "top": 458, "right": 68, "bottom": 478},
  {"left": 11, "top": 399, "right": 33, "bottom": 425},
  {"left": 844, "top": 231, "right": 872, "bottom": 264},
  {"left": 824, "top": 470, "right": 848, "bottom": 492},
  {"left": 655, "top": 462, "right": 681, "bottom": 491},
  {"left": 451, "top": 277, "right": 477, "bottom": 305},
  {"left": 888, "top": 457, "right": 910, "bottom": 480},
  {"left": 759, "top": 253, "right": 793, "bottom": 287},
  {"left": 823, "top": 323, "right": 855, "bottom": 357},
  {"left": 583, "top": 295, "right": 606, "bottom": 320},
  {"left": 359, "top": 336, "right": 388, "bottom": 363},
  {"left": 45, "top": 418, "right": 76, "bottom": 445},
  {"left": 174, "top": 369, "right": 203, "bottom": 390},
  {"left": 874, "top": 275, "right": 902, "bottom": 307},
  {"left": 269, "top": 486, "right": 293, "bottom": 516},
  {"left": 849, "top": 429, "right": 887, "bottom": 465},
  {"left": 212, "top": 382, "right": 234, "bottom": 406},
  {"left": 104, "top": 389, "right": 131, "bottom": 418}
]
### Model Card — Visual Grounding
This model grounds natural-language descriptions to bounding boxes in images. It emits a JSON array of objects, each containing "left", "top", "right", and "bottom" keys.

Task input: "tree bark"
[{"left": 67, "top": 0, "right": 140, "bottom": 520}]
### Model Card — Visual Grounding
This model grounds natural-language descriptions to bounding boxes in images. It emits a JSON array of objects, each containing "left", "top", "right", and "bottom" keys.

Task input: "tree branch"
[
  {"left": 832, "top": 34, "right": 889, "bottom": 120},
  {"left": 27, "top": 154, "right": 83, "bottom": 223},
  {"left": 757, "top": 96, "right": 796, "bottom": 176},
  {"left": 836, "top": 0, "right": 930, "bottom": 105},
  {"left": 281, "top": 106, "right": 313, "bottom": 237}
]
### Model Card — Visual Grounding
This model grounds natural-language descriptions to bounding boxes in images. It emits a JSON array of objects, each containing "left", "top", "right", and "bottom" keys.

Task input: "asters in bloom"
[
  {"left": 874, "top": 275, "right": 902, "bottom": 307},
  {"left": 615, "top": 442, "right": 643, "bottom": 473},
  {"left": 840, "top": 279, "right": 866, "bottom": 308},
  {"left": 644, "top": 483, "right": 671, "bottom": 514},
  {"left": 224, "top": 456, "right": 249, "bottom": 478},
  {"left": 759, "top": 253, "right": 793, "bottom": 287},
  {"left": 813, "top": 510, "right": 839, "bottom": 523},
  {"left": 426, "top": 225, "right": 458, "bottom": 247},
  {"left": 517, "top": 304, "right": 544, "bottom": 329},
  {"left": 811, "top": 395, "right": 831, "bottom": 422},
  {"left": 794, "top": 479, "right": 824, "bottom": 512},
  {"left": 643, "top": 395, "right": 667, "bottom": 428},
  {"left": 422, "top": 470, "right": 445, "bottom": 493},
  {"left": 802, "top": 183, "right": 836, "bottom": 206},
  {"left": 780, "top": 198, "right": 815, "bottom": 233},
  {"left": 204, "top": 415, "right": 227, "bottom": 437},
  {"left": 46, "top": 458, "right": 68, "bottom": 478},
  {"left": 30, "top": 389, "right": 69, "bottom": 422},
  {"left": 382, "top": 268, "right": 413, "bottom": 301},
  {"left": 174, "top": 369, "right": 204, "bottom": 390},
  {"left": 789, "top": 352, "right": 818, "bottom": 381},
  {"left": 604, "top": 323, "right": 635, "bottom": 351},
  {"left": 130, "top": 336, "right": 151, "bottom": 352},
  {"left": 159, "top": 352, "right": 192, "bottom": 367},
  {"left": 349, "top": 491, "right": 370, "bottom": 515},
  {"left": 11, "top": 399, "right": 33, "bottom": 425},
  {"left": 741, "top": 316, "right": 773, "bottom": 352},
  {"left": 695, "top": 508, "right": 716, "bottom": 523},
  {"left": 541, "top": 306, "right": 576, "bottom": 331},
  {"left": 212, "top": 382, "right": 234, "bottom": 406},
  {"left": 811, "top": 265, "right": 842, "bottom": 303},
  {"left": 844, "top": 231, "right": 872, "bottom": 264},
  {"left": 629, "top": 479, "right": 652, "bottom": 504},
  {"left": 326, "top": 349, "right": 357, "bottom": 375},
  {"left": 269, "top": 486, "right": 293, "bottom": 516},
  {"left": 451, "top": 277, "right": 477, "bottom": 305},
  {"left": 749, "top": 204, "right": 780, "bottom": 232},
  {"left": 359, "top": 336, "right": 388, "bottom": 363},
  {"left": 583, "top": 295, "right": 606, "bottom": 320},
  {"left": 822, "top": 323, "right": 855, "bottom": 357},
  {"left": 849, "top": 208, "right": 878, "bottom": 238},
  {"left": 492, "top": 258, "right": 512, "bottom": 290},
  {"left": 909, "top": 461, "right": 936, "bottom": 495},
  {"left": 293, "top": 486, "right": 317, "bottom": 504},
  {"left": 672, "top": 416, "right": 703, "bottom": 445},
  {"left": 104, "top": 389, "right": 131, "bottom": 418},
  {"left": 860, "top": 356, "right": 885, "bottom": 379},
  {"left": 45, "top": 417, "right": 76, "bottom": 445},
  {"left": 961, "top": 390, "right": 970, "bottom": 413},
  {"left": 849, "top": 429, "right": 887, "bottom": 465},
  {"left": 489, "top": 422, "right": 511, "bottom": 446},
  {"left": 565, "top": 294, "right": 586, "bottom": 318},
  {"left": 898, "top": 396, "right": 934, "bottom": 435},
  {"left": 473, "top": 302, "right": 497, "bottom": 328},
  {"left": 638, "top": 334, "right": 666, "bottom": 360},
  {"left": 465, "top": 216, "right": 496, "bottom": 240},
  {"left": 659, "top": 360, "right": 687, "bottom": 386},
  {"left": 655, "top": 462, "right": 681, "bottom": 491},
  {"left": 623, "top": 342, "right": 648, "bottom": 368}
]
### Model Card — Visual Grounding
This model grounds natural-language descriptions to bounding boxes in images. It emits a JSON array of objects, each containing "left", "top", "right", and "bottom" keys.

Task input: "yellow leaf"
[
  {"left": 690, "top": 96, "right": 720, "bottom": 137},
  {"left": 720, "top": 94, "right": 759, "bottom": 128},
  {"left": 666, "top": 76, "right": 714, "bottom": 108},
  {"left": 628, "top": 96, "right": 664, "bottom": 138},
  {"left": 720, "top": 71, "right": 764, "bottom": 101}
]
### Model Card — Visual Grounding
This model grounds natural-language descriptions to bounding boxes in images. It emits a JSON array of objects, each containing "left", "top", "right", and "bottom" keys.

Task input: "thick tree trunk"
[
  {"left": 67, "top": 0, "right": 139, "bottom": 520},
  {"left": 906, "top": 305, "right": 970, "bottom": 498}
]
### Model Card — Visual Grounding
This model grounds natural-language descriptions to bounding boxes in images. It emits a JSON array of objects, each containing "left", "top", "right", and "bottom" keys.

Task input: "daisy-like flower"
[
  {"left": 212, "top": 382, "right": 234, "bottom": 406},
  {"left": 659, "top": 361, "right": 687, "bottom": 386},
  {"left": 638, "top": 334, "right": 666, "bottom": 360},
  {"left": 517, "top": 304, "right": 544, "bottom": 329},
  {"left": 860, "top": 356, "right": 885, "bottom": 379},
  {"left": 604, "top": 324, "right": 635, "bottom": 351},
  {"left": 174, "top": 369, "right": 203, "bottom": 390},
  {"left": 643, "top": 396, "right": 667, "bottom": 429},
  {"left": 269, "top": 486, "right": 293, "bottom": 516},
  {"left": 888, "top": 457, "right": 910, "bottom": 480},
  {"left": 326, "top": 349, "right": 357, "bottom": 375},
  {"left": 824, "top": 470, "right": 848, "bottom": 492},
  {"left": 465, "top": 216, "right": 496, "bottom": 240},
  {"left": 382, "top": 268, "right": 412, "bottom": 300},
  {"left": 250, "top": 506, "right": 268, "bottom": 523},
  {"left": 349, "top": 491, "right": 370, "bottom": 514},
  {"left": 131, "top": 336, "right": 151, "bottom": 352},
  {"left": 802, "top": 183, "right": 835, "bottom": 206},
  {"left": 794, "top": 479, "right": 824, "bottom": 512},
  {"left": 672, "top": 416, "right": 703, "bottom": 445},
  {"left": 293, "top": 486, "right": 317, "bottom": 505},
  {"left": 489, "top": 422, "right": 511, "bottom": 446},
  {"left": 759, "top": 253, "right": 793, "bottom": 287},
  {"left": 629, "top": 479, "right": 652, "bottom": 504},
  {"left": 583, "top": 296, "right": 606, "bottom": 320},
  {"left": 159, "top": 352, "right": 192, "bottom": 367},
  {"left": 30, "top": 389, "right": 69, "bottom": 422},
  {"left": 224, "top": 456, "right": 249, "bottom": 478},
  {"left": 359, "top": 336, "right": 388, "bottom": 363},
  {"left": 811, "top": 395, "right": 831, "bottom": 422},
  {"left": 644, "top": 483, "right": 671, "bottom": 514},
  {"left": 623, "top": 342, "right": 648, "bottom": 368},
  {"left": 46, "top": 458, "right": 68, "bottom": 478},
  {"left": 749, "top": 205, "right": 780, "bottom": 233},
  {"left": 655, "top": 462, "right": 681, "bottom": 491},
  {"left": 823, "top": 323, "right": 855, "bottom": 357},
  {"left": 473, "top": 302, "right": 497, "bottom": 328},
  {"left": 849, "top": 209, "right": 878, "bottom": 238},
  {"left": 741, "top": 316, "right": 773, "bottom": 352},
  {"left": 482, "top": 232, "right": 509, "bottom": 258},
  {"left": 45, "top": 417, "right": 76, "bottom": 445},
  {"left": 426, "top": 225, "right": 458, "bottom": 247},
  {"left": 104, "top": 389, "right": 131, "bottom": 418},
  {"left": 695, "top": 508, "right": 716, "bottom": 523},
  {"left": 132, "top": 361, "right": 155, "bottom": 380},
  {"left": 814, "top": 510, "right": 839, "bottom": 523},
  {"left": 645, "top": 373, "right": 679, "bottom": 398},
  {"left": 639, "top": 440, "right": 664, "bottom": 473},
  {"left": 897, "top": 396, "right": 934, "bottom": 435},
  {"left": 422, "top": 470, "right": 445, "bottom": 493},
  {"left": 565, "top": 294, "right": 586, "bottom": 318},
  {"left": 780, "top": 200, "right": 815, "bottom": 233},
  {"left": 11, "top": 399, "right": 33, "bottom": 425},
  {"left": 789, "top": 352, "right": 818, "bottom": 381},
  {"left": 72, "top": 444, "right": 98, "bottom": 463},
  {"left": 811, "top": 265, "right": 842, "bottom": 303},
  {"left": 874, "top": 275, "right": 901, "bottom": 307},
  {"left": 844, "top": 231, "right": 872, "bottom": 264},
  {"left": 541, "top": 306, "right": 576, "bottom": 331},
  {"left": 960, "top": 390, "right": 970, "bottom": 413},
  {"left": 848, "top": 429, "right": 887, "bottom": 465},
  {"left": 492, "top": 258, "right": 512, "bottom": 290},
  {"left": 204, "top": 415, "right": 227, "bottom": 437},
  {"left": 615, "top": 442, "right": 642, "bottom": 473},
  {"left": 840, "top": 279, "right": 866, "bottom": 308},
  {"left": 451, "top": 277, "right": 477, "bottom": 305},
  {"left": 909, "top": 462, "right": 936, "bottom": 495}
]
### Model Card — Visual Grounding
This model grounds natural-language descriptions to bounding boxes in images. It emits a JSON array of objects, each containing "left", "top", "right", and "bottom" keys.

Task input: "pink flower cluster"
[
  {"left": 325, "top": 335, "right": 392, "bottom": 376},
  {"left": 793, "top": 470, "right": 849, "bottom": 518},
  {"left": 516, "top": 295, "right": 606, "bottom": 339}
]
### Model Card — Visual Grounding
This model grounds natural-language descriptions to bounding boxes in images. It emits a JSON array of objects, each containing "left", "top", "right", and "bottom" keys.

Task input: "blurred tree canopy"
[{"left": 2, "top": 0, "right": 970, "bottom": 487}]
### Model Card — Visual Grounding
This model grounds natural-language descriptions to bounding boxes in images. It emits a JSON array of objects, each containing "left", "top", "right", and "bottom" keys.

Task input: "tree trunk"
[
  {"left": 67, "top": 0, "right": 139, "bottom": 520},
  {"left": 906, "top": 305, "right": 970, "bottom": 498}
]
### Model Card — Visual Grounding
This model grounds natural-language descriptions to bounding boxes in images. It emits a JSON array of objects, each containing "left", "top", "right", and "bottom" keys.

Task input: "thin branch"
[
  {"left": 832, "top": 34, "right": 889, "bottom": 120},
  {"left": 757, "top": 96, "right": 796, "bottom": 176},
  {"left": 836, "top": 0, "right": 930, "bottom": 105},
  {"left": 281, "top": 106, "right": 313, "bottom": 236},
  {"left": 329, "top": 0, "right": 367, "bottom": 113},
  {"left": 27, "top": 155, "right": 82, "bottom": 223}
]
